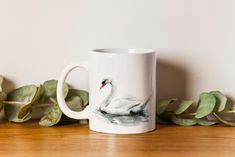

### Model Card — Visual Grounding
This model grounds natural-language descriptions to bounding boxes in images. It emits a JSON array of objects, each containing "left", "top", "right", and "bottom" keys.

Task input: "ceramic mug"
[{"left": 57, "top": 48, "right": 156, "bottom": 134}]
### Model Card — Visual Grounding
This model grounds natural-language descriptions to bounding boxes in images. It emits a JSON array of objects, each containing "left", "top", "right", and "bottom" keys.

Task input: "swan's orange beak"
[{"left": 100, "top": 83, "right": 106, "bottom": 89}]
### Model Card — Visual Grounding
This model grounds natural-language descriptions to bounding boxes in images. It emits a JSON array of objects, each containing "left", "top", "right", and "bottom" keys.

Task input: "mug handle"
[{"left": 57, "top": 62, "right": 90, "bottom": 120}]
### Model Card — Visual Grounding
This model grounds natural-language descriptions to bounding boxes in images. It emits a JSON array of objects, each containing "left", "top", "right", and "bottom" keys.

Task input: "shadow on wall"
[{"left": 156, "top": 59, "right": 188, "bottom": 100}]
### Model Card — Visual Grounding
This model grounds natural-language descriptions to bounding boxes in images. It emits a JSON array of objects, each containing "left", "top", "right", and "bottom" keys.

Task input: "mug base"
[{"left": 89, "top": 125, "right": 156, "bottom": 134}]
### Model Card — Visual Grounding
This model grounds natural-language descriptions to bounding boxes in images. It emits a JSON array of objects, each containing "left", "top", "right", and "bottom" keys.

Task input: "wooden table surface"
[{"left": 0, "top": 120, "right": 235, "bottom": 157}]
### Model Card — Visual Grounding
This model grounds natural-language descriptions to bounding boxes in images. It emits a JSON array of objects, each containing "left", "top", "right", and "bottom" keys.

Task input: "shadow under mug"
[{"left": 57, "top": 48, "right": 156, "bottom": 134}]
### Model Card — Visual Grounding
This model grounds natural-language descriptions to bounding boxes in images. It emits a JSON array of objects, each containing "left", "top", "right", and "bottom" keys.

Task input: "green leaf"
[
  {"left": 4, "top": 85, "right": 37, "bottom": 122},
  {"left": 66, "top": 96, "right": 83, "bottom": 111},
  {"left": 175, "top": 100, "right": 194, "bottom": 115},
  {"left": 39, "top": 80, "right": 69, "bottom": 103},
  {"left": 32, "top": 85, "right": 44, "bottom": 103},
  {"left": 4, "top": 103, "right": 32, "bottom": 122},
  {"left": 171, "top": 116, "right": 197, "bottom": 126},
  {"left": 156, "top": 98, "right": 177, "bottom": 115},
  {"left": 65, "top": 89, "right": 89, "bottom": 111},
  {"left": 66, "top": 89, "right": 89, "bottom": 106},
  {"left": 213, "top": 113, "right": 235, "bottom": 126},
  {"left": 195, "top": 93, "right": 216, "bottom": 119},
  {"left": 210, "top": 91, "right": 227, "bottom": 112},
  {"left": 17, "top": 85, "right": 44, "bottom": 119},
  {"left": 6, "top": 85, "right": 38, "bottom": 103},
  {"left": 39, "top": 104, "right": 62, "bottom": 127},
  {"left": 197, "top": 119, "right": 218, "bottom": 126}
]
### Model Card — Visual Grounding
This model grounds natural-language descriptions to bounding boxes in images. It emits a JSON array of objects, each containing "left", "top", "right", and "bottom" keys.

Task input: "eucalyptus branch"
[
  {"left": 0, "top": 75, "right": 89, "bottom": 127},
  {"left": 156, "top": 91, "right": 235, "bottom": 126}
]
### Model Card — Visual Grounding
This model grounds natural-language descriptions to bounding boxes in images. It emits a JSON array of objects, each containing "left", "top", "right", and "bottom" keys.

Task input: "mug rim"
[{"left": 92, "top": 48, "right": 155, "bottom": 55}]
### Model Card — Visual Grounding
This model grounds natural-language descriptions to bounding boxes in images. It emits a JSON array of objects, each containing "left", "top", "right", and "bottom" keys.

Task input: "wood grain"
[{"left": 0, "top": 120, "right": 235, "bottom": 157}]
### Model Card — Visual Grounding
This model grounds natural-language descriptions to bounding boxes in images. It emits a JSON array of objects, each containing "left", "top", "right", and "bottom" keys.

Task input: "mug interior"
[{"left": 93, "top": 48, "right": 155, "bottom": 54}]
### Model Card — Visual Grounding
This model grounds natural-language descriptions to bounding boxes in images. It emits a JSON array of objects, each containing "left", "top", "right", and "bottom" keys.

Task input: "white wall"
[{"left": 1, "top": 0, "right": 235, "bottom": 100}]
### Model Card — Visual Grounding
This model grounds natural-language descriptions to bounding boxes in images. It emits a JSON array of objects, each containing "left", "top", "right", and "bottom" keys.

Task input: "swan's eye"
[{"left": 102, "top": 79, "right": 107, "bottom": 84}]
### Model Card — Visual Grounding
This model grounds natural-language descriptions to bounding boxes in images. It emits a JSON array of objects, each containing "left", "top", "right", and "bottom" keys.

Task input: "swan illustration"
[{"left": 96, "top": 78, "right": 150, "bottom": 125}]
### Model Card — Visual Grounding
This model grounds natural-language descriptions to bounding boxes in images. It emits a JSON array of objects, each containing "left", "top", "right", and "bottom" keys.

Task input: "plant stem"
[
  {"left": 2, "top": 101, "right": 28, "bottom": 105},
  {"left": 220, "top": 110, "right": 235, "bottom": 114},
  {"left": 182, "top": 112, "right": 197, "bottom": 116}
]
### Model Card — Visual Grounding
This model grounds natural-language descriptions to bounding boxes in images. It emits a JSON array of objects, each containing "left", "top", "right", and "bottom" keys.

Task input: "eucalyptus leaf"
[
  {"left": 4, "top": 85, "right": 37, "bottom": 122},
  {"left": 39, "top": 80, "right": 69, "bottom": 104},
  {"left": 171, "top": 116, "right": 197, "bottom": 126},
  {"left": 66, "top": 89, "right": 89, "bottom": 106},
  {"left": 39, "top": 104, "right": 62, "bottom": 127},
  {"left": 210, "top": 91, "right": 227, "bottom": 112},
  {"left": 195, "top": 93, "right": 216, "bottom": 119},
  {"left": 18, "top": 85, "right": 44, "bottom": 119},
  {"left": 32, "top": 85, "right": 44, "bottom": 103},
  {"left": 66, "top": 96, "right": 83, "bottom": 111},
  {"left": 4, "top": 103, "right": 32, "bottom": 122},
  {"left": 175, "top": 100, "right": 194, "bottom": 115},
  {"left": 65, "top": 89, "right": 89, "bottom": 112},
  {"left": 156, "top": 98, "right": 177, "bottom": 115},
  {"left": 213, "top": 113, "right": 235, "bottom": 126},
  {"left": 6, "top": 85, "right": 38, "bottom": 104},
  {"left": 197, "top": 119, "right": 218, "bottom": 126}
]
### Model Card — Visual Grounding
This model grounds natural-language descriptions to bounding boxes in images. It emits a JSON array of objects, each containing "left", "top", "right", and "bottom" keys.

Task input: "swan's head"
[{"left": 100, "top": 78, "right": 112, "bottom": 89}]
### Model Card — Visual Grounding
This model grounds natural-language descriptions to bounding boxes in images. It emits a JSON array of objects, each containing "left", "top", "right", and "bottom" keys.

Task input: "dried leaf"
[
  {"left": 195, "top": 93, "right": 216, "bottom": 119},
  {"left": 171, "top": 116, "right": 197, "bottom": 126},
  {"left": 39, "top": 104, "right": 62, "bottom": 127},
  {"left": 175, "top": 100, "right": 194, "bottom": 115},
  {"left": 156, "top": 98, "right": 177, "bottom": 115},
  {"left": 210, "top": 91, "right": 227, "bottom": 112}
]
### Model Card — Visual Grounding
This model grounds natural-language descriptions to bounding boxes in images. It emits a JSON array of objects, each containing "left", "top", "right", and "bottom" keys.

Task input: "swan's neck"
[{"left": 101, "top": 82, "right": 116, "bottom": 108}]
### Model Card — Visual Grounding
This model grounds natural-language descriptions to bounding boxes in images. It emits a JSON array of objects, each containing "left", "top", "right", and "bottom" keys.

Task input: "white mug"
[{"left": 57, "top": 48, "right": 156, "bottom": 134}]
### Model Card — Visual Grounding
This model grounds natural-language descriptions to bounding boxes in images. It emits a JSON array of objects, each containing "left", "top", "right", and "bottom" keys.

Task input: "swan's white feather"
[
  {"left": 99, "top": 80, "right": 149, "bottom": 116},
  {"left": 100, "top": 98, "right": 142, "bottom": 115}
]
